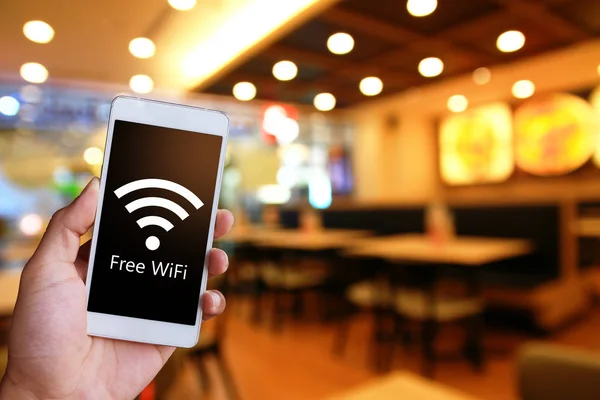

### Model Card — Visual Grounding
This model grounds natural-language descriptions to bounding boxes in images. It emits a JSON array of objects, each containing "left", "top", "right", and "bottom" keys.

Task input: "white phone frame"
[{"left": 85, "top": 96, "right": 229, "bottom": 347}]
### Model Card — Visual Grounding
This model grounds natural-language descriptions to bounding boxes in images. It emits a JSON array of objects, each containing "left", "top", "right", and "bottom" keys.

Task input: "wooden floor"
[{"left": 165, "top": 299, "right": 600, "bottom": 400}]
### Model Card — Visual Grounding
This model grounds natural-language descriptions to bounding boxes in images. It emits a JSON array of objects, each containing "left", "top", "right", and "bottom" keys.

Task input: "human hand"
[{"left": 0, "top": 178, "right": 234, "bottom": 399}]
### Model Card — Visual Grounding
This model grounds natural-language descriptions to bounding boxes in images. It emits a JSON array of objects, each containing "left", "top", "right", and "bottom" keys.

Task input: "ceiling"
[
  {"left": 199, "top": 0, "right": 600, "bottom": 108},
  {"left": 0, "top": 0, "right": 333, "bottom": 92}
]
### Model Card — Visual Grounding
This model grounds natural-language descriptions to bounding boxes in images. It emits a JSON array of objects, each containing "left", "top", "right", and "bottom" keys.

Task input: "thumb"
[{"left": 30, "top": 177, "right": 99, "bottom": 267}]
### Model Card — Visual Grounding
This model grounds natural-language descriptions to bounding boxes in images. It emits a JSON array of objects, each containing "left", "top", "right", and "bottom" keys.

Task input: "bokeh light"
[
  {"left": 512, "top": 80, "right": 535, "bottom": 99},
  {"left": 360, "top": 77, "right": 383, "bottom": 96},
  {"left": 23, "top": 20, "right": 54, "bottom": 43},
  {"left": 168, "top": 0, "right": 196, "bottom": 11},
  {"left": 472, "top": 67, "right": 491, "bottom": 85},
  {"left": 273, "top": 61, "right": 298, "bottom": 81},
  {"left": 83, "top": 147, "right": 103, "bottom": 165},
  {"left": 407, "top": 0, "right": 437, "bottom": 17},
  {"left": 129, "top": 75, "right": 154, "bottom": 94},
  {"left": 447, "top": 95, "right": 468, "bottom": 113},
  {"left": 233, "top": 82, "right": 256, "bottom": 101},
  {"left": 19, "top": 214, "right": 43, "bottom": 236},
  {"left": 314, "top": 93, "right": 336, "bottom": 111},
  {"left": 20, "top": 62, "right": 49, "bottom": 84},
  {"left": 418, "top": 57, "right": 444, "bottom": 77},
  {"left": 327, "top": 33, "right": 354, "bottom": 55},
  {"left": 0, "top": 96, "right": 20, "bottom": 116},
  {"left": 257, "top": 184, "right": 291, "bottom": 204},
  {"left": 129, "top": 37, "right": 156, "bottom": 59},
  {"left": 497, "top": 30, "right": 525, "bottom": 53}
]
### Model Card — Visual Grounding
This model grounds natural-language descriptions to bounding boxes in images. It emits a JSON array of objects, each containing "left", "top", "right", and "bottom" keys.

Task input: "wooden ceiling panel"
[
  {"left": 338, "top": 0, "right": 502, "bottom": 36},
  {"left": 279, "top": 18, "right": 397, "bottom": 62},
  {"left": 549, "top": 0, "right": 600, "bottom": 35},
  {"left": 457, "top": 15, "right": 565, "bottom": 60},
  {"left": 200, "top": 0, "right": 599, "bottom": 108}
]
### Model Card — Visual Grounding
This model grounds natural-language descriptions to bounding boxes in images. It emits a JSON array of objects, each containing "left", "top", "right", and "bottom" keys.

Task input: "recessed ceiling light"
[
  {"left": 472, "top": 67, "right": 491, "bottom": 85},
  {"left": 314, "top": 93, "right": 336, "bottom": 111},
  {"left": 168, "top": 0, "right": 197, "bottom": 11},
  {"left": 129, "top": 37, "right": 156, "bottom": 59},
  {"left": 447, "top": 95, "right": 468, "bottom": 113},
  {"left": 129, "top": 75, "right": 154, "bottom": 94},
  {"left": 20, "top": 62, "right": 48, "bottom": 83},
  {"left": 327, "top": 33, "right": 354, "bottom": 55},
  {"left": 418, "top": 57, "right": 443, "bottom": 77},
  {"left": 359, "top": 77, "right": 383, "bottom": 96},
  {"left": 406, "top": 0, "right": 437, "bottom": 17},
  {"left": 233, "top": 82, "right": 256, "bottom": 101},
  {"left": 272, "top": 61, "right": 298, "bottom": 81},
  {"left": 23, "top": 20, "right": 54, "bottom": 43},
  {"left": 497, "top": 30, "right": 525, "bottom": 53},
  {"left": 512, "top": 80, "right": 535, "bottom": 99}
]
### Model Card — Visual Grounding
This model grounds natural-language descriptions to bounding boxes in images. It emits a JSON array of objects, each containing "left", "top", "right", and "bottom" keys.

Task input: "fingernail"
[
  {"left": 81, "top": 177, "right": 99, "bottom": 196},
  {"left": 208, "top": 291, "right": 221, "bottom": 309}
]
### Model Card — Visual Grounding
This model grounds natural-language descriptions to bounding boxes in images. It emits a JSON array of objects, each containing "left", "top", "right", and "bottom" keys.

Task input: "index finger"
[{"left": 213, "top": 209, "right": 234, "bottom": 239}]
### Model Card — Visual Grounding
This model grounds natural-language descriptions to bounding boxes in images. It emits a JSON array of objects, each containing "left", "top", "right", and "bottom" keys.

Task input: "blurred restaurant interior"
[{"left": 3, "top": 0, "right": 600, "bottom": 399}]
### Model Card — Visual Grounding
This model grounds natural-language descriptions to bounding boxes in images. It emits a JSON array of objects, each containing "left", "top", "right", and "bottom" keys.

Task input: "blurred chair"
[
  {"left": 332, "top": 257, "right": 398, "bottom": 371},
  {"left": 333, "top": 277, "right": 396, "bottom": 369},
  {"left": 188, "top": 274, "right": 240, "bottom": 400},
  {"left": 142, "top": 274, "right": 240, "bottom": 400},
  {"left": 218, "top": 241, "right": 264, "bottom": 323},
  {"left": 259, "top": 251, "right": 330, "bottom": 332},
  {"left": 518, "top": 342, "right": 600, "bottom": 400},
  {"left": 148, "top": 349, "right": 187, "bottom": 400},
  {"left": 388, "top": 266, "right": 484, "bottom": 377}
]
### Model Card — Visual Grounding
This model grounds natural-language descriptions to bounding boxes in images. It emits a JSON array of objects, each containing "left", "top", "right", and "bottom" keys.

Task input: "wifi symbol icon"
[{"left": 114, "top": 179, "right": 203, "bottom": 251}]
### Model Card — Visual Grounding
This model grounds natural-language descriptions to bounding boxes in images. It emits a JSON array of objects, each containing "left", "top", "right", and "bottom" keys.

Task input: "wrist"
[{"left": 0, "top": 373, "right": 40, "bottom": 400}]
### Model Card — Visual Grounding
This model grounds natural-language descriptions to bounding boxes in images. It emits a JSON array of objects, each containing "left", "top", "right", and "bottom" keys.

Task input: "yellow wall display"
[
  {"left": 439, "top": 103, "right": 514, "bottom": 185},
  {"left": 514, "top": 93, "right": 596, "bottom": 176},
  {"left": 589, "top": 86, "right": 600, "bottom": 168}
]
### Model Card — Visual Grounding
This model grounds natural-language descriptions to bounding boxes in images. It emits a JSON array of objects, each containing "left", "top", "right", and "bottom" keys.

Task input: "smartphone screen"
[{"left": 87, "top": 120, "right": 223, "bottom": 325}]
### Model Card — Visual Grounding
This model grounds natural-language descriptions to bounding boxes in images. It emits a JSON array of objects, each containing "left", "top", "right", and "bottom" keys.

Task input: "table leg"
[
  {"left": 464, "top": 269, "right": 485, "bottom": 372},
  {"left": 422, "top": 265, "right": 438, "bottom": 378}
]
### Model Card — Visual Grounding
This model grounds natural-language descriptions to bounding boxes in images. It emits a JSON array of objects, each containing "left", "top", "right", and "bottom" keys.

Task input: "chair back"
[{"left": 518, "top": 342, "right": 600, "bottom": 400}]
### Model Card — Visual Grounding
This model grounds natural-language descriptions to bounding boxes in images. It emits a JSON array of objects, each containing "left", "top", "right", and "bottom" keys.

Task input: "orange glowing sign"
[
  {"left": 439, "top": 103, "right": 513, "bottom": 185},
  {"left": 515, "top": 93, "right": 596, "bottom": 176}
]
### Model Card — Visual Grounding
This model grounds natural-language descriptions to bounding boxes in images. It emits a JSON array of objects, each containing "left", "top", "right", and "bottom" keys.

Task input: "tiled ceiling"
[{"left": 200, "top": 0, "right": 600, "bottom": 108}]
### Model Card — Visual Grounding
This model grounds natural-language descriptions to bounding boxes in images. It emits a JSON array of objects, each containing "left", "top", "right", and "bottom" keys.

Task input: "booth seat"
[{"left": 451, "top": 204, "right": 560, "bottom": 289}]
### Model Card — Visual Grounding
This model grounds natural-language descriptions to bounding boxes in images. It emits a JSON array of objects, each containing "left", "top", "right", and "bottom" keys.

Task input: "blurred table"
[
  {"left": 573, "top": 217, "right": 600, "bottom": 238},
  {"left": 217, "top": 225, "right": 285, "bottom": 245},
  {"left": 252, "top": 229, "right": 373, "bottom": 251},
  {"left": 0, "top": 269, "right": 21, "bottom": 317},
  {"left": 223, "top": 227, "right": 372, "bottom": 328},
  {"left": 344, "top": 234, "right": 532, "bottom": 266},
  {"left": 0, "top": 239, "right": 37, "bottom": 267},
  {"left": 343, "top": 234, "right": 533, "bottom": 373},
  {"left": 326, "top": 371, "right": 480, "bottom": 400}
]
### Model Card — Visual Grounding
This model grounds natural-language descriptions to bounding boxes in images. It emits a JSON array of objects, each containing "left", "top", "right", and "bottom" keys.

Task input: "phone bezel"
[{"left": 85, "top": 95, "right": 229, "bottom": 348}]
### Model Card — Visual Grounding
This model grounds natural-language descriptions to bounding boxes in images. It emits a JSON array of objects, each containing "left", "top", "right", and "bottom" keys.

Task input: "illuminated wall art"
[
  {"left": 589, "top": 86, "right": 600, "bottom": 168},
  {"left": 439, "top": 102, "right": 513, "bottom": 185},
  {"left": 515, "top": 93, "right": 596, "bottom": 176}
]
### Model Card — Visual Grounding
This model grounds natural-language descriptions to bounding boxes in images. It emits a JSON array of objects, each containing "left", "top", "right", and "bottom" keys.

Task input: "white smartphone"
[{"left": 85, "top": 96, "right": 229, "bottom": 347}]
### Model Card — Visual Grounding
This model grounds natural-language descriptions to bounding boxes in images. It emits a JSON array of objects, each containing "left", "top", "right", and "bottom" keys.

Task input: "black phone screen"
[{"left": 87, "top": 120, "right": 223, "bottom": 325}]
